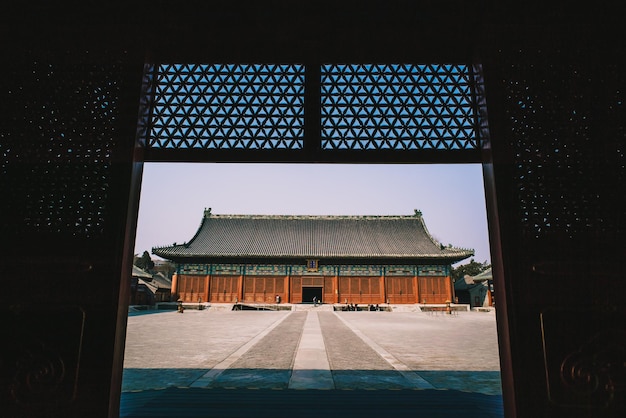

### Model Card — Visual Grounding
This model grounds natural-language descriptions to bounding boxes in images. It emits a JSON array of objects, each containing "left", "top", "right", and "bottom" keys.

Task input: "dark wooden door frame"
[{"left": 121, "top": 147, "right": 513, "bottom": 418}]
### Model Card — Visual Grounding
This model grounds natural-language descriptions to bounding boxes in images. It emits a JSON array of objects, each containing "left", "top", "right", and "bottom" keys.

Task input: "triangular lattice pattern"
[
  {"left": 149, "top": 64, "right": 305, "bottom": 149},
  {"left": 321, "top": 64, "right": 478, "bottom": 150}
]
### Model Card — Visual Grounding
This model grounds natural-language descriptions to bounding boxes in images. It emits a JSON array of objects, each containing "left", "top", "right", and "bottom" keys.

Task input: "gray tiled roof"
[
  {"left": 152, "top": 213, "right": 474, "bottom": 262},
  {"left": 132, "top": 265, "right": 153, "bottom": 279},
  {"left": 472, "top": 267, "right": 492, "bottom": 281}
]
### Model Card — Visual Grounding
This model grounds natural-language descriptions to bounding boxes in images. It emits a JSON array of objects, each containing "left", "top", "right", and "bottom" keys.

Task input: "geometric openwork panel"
[
  {"left": 502, "top": 50, "right": 626, "bottom": 239},
  {"left": 149, "top": 64, "right": 305, "bottom": 150},
  {"left": 0, "top": 54, "right": 120, "bottom": 238},
  {"left": 321, "top": 64, "right": 478, "bottom": 150}
]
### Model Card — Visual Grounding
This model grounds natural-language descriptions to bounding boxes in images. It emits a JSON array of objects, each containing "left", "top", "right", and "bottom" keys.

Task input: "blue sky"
[{"left": 135, "top": 163, "right": 491, "bottom": 266}]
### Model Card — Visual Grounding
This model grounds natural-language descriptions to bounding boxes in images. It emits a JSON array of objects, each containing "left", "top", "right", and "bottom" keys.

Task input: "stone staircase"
[{"left": 292, "top": 303, "right": 334, "bottom": 311}]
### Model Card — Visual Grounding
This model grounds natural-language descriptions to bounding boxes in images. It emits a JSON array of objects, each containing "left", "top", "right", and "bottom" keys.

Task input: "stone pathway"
[{"left": 288, "top": 311, "right": 334, "bottom": 389}]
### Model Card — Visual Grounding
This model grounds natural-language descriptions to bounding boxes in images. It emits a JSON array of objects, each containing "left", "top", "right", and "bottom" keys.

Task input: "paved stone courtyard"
[{"left": 122, "top": 306, "right": 502, "bottom": 395}]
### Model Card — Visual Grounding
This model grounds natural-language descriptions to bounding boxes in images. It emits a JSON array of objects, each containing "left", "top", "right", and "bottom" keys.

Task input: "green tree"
[
  {"left": 451, "top": 259, "right": 490, "bottom": 282},
  {"left": 133, "top": 250, "right": 155, "bottom": 271}
]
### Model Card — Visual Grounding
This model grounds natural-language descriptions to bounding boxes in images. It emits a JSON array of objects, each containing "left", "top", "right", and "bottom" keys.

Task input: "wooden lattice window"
[
  {"left": 145, "top": 63, "right": 481, "bottom": 155},
  {"left": 149, "top": 64, "right": 305, "bottom": 150},
  {"left": 321, "top": 64, "right": 479, "bottom": 150}
]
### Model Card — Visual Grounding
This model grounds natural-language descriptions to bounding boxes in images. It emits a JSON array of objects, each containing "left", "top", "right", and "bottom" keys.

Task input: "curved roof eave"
[{"left": 152, "top": 251, "right": 474, "bottom": 263}]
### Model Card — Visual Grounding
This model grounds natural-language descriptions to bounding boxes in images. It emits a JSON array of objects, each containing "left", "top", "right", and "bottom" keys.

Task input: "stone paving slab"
[
  {"left": 207, "top": 311, "right": 306, "bottom": 389},
  {"left": 122, "top": 308, "right": 501, "bottom": 395},
  {"left": 123, "top": 310, "right": 291, "bottom": 370},
  {"left": 335, "top": 310, "right": 501, "bottom": 370},
  {"left": 319, "top": 311, "right": 431, "bottom": 389},
  {"left": 123, "top": 310, "right": 290, "bottom": 391},
  {"left": 325, "top": 312, "right": 435, "bottom": 389},
  {"left": 334, "top": 310, "right": 502, "bottom": 394}
]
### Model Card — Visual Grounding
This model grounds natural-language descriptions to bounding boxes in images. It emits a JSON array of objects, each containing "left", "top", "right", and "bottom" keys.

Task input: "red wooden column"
[
  {"left": 448, "top": 274, "right": 456, "bottom": 304},
  {"left": 237, "top": 275, "right": 244, "bottom": 302},
  {"left": 203, "top": 275, "right": 209, "bottom": 303},
  {"left": 171, "top": 273, "right": 178, "bottom": 297}
]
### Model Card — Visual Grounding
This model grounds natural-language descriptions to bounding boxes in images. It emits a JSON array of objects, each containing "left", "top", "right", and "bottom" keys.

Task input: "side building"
[{"left": 152, "top": 209, "right": 474, "bottom": 305}]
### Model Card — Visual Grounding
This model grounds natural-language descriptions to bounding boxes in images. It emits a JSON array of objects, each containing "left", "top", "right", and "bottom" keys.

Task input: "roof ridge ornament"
[
  {"left": 204, "top": 207, "right": 212, "bottom": 218},
  {"left": 414, "top": 209, "right": 422, "bottom": 217}
]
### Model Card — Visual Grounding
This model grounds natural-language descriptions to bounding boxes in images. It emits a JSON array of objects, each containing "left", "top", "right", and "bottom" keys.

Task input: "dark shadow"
[
  {"left": 415, "top": 370, "right": 502, "bottom": 395},
  {"left": 122, "top": 368, "right": 502, "bottom": 395},
  {"left": 122, "top": 368, "right": 208, "bottom": 391},
  {"left": 120, "top": 386, "right": 504, "bottom": 418},
  {"left": 120, "top": 368, "right": 504, "bottom": 418}
]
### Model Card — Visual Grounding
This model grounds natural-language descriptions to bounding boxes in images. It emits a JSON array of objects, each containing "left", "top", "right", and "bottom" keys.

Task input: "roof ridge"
[{"left": 206, "top": 214, "right": 420, "bottom": 220}]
